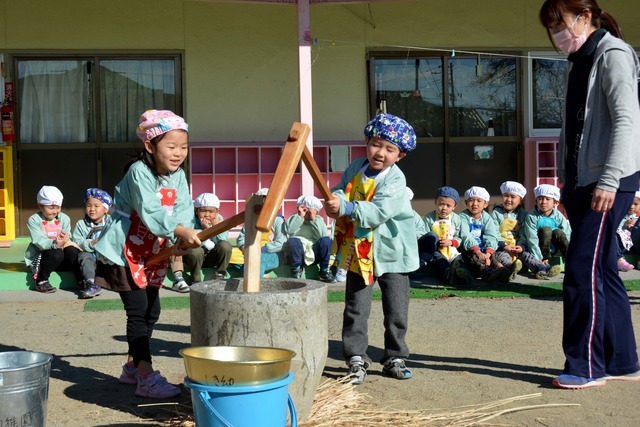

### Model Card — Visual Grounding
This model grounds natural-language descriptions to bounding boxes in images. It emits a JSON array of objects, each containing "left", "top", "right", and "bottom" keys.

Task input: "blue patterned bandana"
[
  {"left": 84, "top": 188, "right": 113, "bottom": 209},
  {"left": 364, "top": 114, "right": 417, "bottom": 153}
]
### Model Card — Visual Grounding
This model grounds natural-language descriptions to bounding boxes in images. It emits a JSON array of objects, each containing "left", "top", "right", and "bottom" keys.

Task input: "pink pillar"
[{"left": 297, "top": 0, "right": 314, "bottom": 197}]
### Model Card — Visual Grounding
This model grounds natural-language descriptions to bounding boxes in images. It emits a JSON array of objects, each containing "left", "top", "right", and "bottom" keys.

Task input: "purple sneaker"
[
  {"left": 119, "top": 363, "right": 138, "bottom": 385},
  {"left": 135, "top": 371, "right": 181, "bottom": 398}
]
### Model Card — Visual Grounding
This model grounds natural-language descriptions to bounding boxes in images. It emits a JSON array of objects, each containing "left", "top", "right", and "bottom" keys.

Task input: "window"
[
  {"left": 373, "top": 58, "right": 445, "bottom": 138},
  {"left": 447, "top": 56, "right": 517, "bottom": 137},
  {"left": 528, "top": 52, "right": 566, "bottom": 136},
  {"left": 16, "top": 55, "right": 181, "bottom": 144},
  {"left": 370, "top": 53, "right": 518, "bottom": 139}
]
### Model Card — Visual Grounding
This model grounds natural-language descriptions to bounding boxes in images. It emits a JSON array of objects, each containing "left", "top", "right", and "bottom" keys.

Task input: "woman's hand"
[{"left": 592, "top": 188, "right": 616, "bottom": 213}]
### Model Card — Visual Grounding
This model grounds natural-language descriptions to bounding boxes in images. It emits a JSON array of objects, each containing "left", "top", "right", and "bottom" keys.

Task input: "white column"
[{"left": 297, "top": 0, "right": 314, "bottom": 197}]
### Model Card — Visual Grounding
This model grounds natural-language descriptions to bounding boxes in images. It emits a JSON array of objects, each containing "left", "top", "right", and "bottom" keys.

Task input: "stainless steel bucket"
[{"left": 0, "top": 351, "right": 53, "bottom": 427}]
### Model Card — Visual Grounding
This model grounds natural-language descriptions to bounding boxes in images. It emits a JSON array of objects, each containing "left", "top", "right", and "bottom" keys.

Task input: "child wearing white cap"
[
  {"left": 491, "top": 182, "right": 562, "bottom": 280},
  {"left": 284, "top": 194, "right": 334, "bottom": 282},
  {"left": 458, "top": 186, "right": 510, "bottom": 282},
  {"left": 523, "top": 184, "right": 571, "bottom": 271},
  {"left": 24, "top": 185, "right": 82, "bottom": 293},
  {"left": 614, "top": 191, "right": 640, "bottom": 271},
  {"left": 169, "top": 192, "right": 233, "bottom": 291}
]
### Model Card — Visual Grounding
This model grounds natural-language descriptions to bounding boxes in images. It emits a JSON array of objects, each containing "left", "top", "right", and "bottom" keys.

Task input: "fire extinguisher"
[{"left": 1, "top": 103, "right": 14, "bottom": 143}]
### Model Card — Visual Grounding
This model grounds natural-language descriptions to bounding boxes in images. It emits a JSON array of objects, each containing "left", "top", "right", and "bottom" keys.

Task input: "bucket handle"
[{"left": 198, "top": 391, "right": 298, "bottom": 427}]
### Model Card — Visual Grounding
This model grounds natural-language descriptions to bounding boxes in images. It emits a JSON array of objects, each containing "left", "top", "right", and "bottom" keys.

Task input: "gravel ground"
[{"left": 2, "top": 286, "right": 640, "bottom": 426}]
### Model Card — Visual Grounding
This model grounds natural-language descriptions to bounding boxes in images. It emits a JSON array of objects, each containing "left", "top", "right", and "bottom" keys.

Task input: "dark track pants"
[{"left": 562, "top": 186, "right": 639, "bottom": 378}]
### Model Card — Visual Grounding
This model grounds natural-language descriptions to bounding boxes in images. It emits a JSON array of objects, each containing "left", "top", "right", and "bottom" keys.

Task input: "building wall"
[
  {"left": 1, "top": 0, "right": 638, "bottom": 233},
  {"left": 1, "top": 0, "right": 636, "bottom": 143}
]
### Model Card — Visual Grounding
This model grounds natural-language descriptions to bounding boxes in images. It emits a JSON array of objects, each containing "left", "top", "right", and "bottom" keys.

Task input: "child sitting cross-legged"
[
  {"left": 523, "top": 184, "right": 571, "bottom": 279},
  {"left": 72, "top": 187, "right": 113, "bottom": 298},
  {"left": 284, "top": 195, "right": 334, "bottom": 282},
  {"left": 491, "top": 181, "right": 562, "bottom": 281},
  {"left": 459, "top": 186, "right": 511, "bottom": 283}
]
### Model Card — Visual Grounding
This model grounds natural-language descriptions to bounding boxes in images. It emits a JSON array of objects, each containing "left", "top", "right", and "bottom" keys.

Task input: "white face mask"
[{"left": 553, "top": 15, "right": 588, "bottom": 53}]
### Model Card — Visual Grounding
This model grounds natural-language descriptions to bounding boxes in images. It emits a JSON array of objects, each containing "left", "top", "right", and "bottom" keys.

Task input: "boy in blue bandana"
[
  {"left": 325, "top": 113, "right": 419, "bottom": 385},
  {"left": 72, "top": 187, "right": 113, "bottom": 298}
]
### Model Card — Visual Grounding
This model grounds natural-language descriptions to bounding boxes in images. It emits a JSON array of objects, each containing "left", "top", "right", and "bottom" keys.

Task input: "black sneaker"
[
  {"left": 346, "top": 356, "right": 369, "bottom": 385},
  {"left": 318, "top": 268, "right": 334, "bottom": 283},
  {"left": 382, "top": 358, "right": 412, "bottom": 380},
  {"left": 35, "top": 280, "right": 56, "bottom": 294},
  {"left": 80, "top": 284, "right": 102, "bottom": 299},
  {"left": 292, "top": 266, "right": 303, "bottom": 279}
]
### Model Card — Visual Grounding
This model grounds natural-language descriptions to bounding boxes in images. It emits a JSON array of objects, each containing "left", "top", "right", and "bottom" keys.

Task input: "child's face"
[
  {"left": 501, "top": 192, "right": 522, "bottom": 212},
  {"left": 85, "top": 198, "right": 108, "bottom": 223},
  {"left": 435, "top": 196, "right": 456, "bottom": 219},
  {"left": 365, "top": 136, "right": 406, "bottom": 171},
  {"left": 39, "top": 204, "right": 61, "bottom": 221},
  {"left": 196, "top": 206, "right": 219, "bottom": 225},
  {"left": 536, "top": 196, "right": 556, "bottom": 215},
  {"left": 465, "top": 197, "right": 488, "bottom": 216},
  {"left": 629, "top": 197, "right": 640, "bottom": 215},
  {"left": 145, "top": 130, "right": 189, "bottom": 175}
]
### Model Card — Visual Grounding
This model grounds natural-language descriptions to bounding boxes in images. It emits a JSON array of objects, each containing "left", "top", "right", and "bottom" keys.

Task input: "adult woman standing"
[{"left": 540, "top": 0, "right": 640, "bottom": 389}]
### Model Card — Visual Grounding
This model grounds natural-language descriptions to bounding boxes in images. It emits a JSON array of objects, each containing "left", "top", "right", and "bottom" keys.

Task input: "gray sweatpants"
[
  {"left": 342, "top": 271, "right": 410, "bottom": 365},
  {"left": 494, "top": 249, "right": 546, "bottom": 274},
  {"left": 77, "top": 252, "right": 97, "bottom": 282}
]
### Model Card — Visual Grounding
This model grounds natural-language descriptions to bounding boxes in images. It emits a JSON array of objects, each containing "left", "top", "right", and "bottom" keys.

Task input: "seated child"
[
  {"left": 171, "top": 193, "right": 232, "bottom": 291},
  {"left": 72, "top": 188, "right": 113, "bottom": 298},
  {"left": 284, "top": 195, "right": 334, "bottom": 282},
  {"left": 615, "top": 190, "right": 640, "bottom": 271},
  {"left": 24, "top": 185, "right": 81, "bottom": 293},
  {"left": 523, "top": 184, "right": 571, "bottom": 271},
  {"left": 230, "top": 188, "right": 289, "bottom": 277},
  {"left": 459, "top": 186, "right": 510, "bottom": 283},
  {"left": 418, "top": 186, "right": 466, "bottom": 283},
  {"left": 491, "top": 181, "right": 562, "bottom": 280}
]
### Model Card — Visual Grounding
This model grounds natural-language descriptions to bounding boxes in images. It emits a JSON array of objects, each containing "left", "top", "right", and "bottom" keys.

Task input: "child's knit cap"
[
  {"left": 84, "top": 188, "right": 113, "bottom": 209},
  {"left": 37, "top": 186, "right": 63, "bottom": 206},
  {"left": 136, "top": 110, "right": 188, "bottom": 142},
  {"left": 534, "top": 184, "right": 560, "bottom": 201},
  {"left": 635, "top": 189, "right": 640, "bottom": 199},
  {"left": 435, "top": 186, "right": 459, "bottom": 204},
  {"left": 194, "top": 193, "right": 220, "bottom": 209},
  {"left": 364, "top": 113, "right": 417, "bottom": 153},
  {"left": 464, "top": 186, "right": 490, "bottom": 202},
  {"left": 296, "top": 195, "right": 323, "bottom": 211},
  {"left": 500, "top": 181, "right": 527, "bottom": 198}
]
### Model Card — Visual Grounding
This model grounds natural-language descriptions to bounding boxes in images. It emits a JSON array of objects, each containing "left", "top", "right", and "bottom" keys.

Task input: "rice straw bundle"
[{"left": 300, "top": 377, "right": 580, "bottom": 427}]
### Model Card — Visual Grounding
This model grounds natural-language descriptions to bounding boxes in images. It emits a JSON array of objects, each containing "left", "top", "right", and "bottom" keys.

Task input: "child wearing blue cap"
[
  {"left": 418, "top": 186, "right": 467, "bottom": 284},
  {"left": 72, "top": 187, "right": 113, "bottom": 298},
  {"left": 325, "top": 113, "right": 419, "bottom": 385}
]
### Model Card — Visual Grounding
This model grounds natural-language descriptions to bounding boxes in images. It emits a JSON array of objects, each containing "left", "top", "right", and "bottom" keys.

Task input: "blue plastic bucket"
[{"left": 185, "top": 371, "right": 297, "bottom": 427}]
